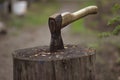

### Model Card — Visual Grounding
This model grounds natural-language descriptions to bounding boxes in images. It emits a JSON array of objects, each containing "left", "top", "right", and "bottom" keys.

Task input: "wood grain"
[
  {"left": 61, "top": 6, "right": 98, "bottom": 28},
  {"left": 13, "top": 45, "right": 96, "bottom": 80}
]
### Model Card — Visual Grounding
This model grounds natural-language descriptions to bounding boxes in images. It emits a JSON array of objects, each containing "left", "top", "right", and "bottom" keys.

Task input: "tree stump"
[{"left": 13, "top": 45, "right": 96, "bottom": 80}]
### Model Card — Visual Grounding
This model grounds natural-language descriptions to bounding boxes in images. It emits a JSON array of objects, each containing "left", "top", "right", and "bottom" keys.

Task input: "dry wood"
[
  {"left": 13, "top": 45, "right": 96, "bottom": 80},
  {"left": 62, "top": 6, "right": 98, "bottom": 27}
]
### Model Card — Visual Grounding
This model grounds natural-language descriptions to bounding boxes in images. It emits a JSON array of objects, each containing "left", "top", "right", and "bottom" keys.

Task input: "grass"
[
  {"left": 87, "top": 43, "right": 100, "bottom": 49},
  {"left": 9, "top": 2, "right": 59, "bottom": 29},
  {"left": 71, "top": 19, "right": 85, "bottom": 33},
  {"left": 71, "top": 19, "right": 98, "bottom": 35}
]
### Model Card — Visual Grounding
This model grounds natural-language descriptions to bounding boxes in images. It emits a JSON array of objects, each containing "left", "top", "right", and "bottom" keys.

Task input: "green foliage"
[
  {"left": 109, "top": 3, "right": 120, "bottom": 35},
  {"left": 112, "top": 25, "right": 120, "bottom": 35},
  {"left": 98, "top": 32, "right": 111, "bottom": 38},
  {"left": 100, "top": 3, "right": 120, "bottom": 38},
  {"left": 108, "top": 16, "right": 120, "bottom": 25},
  {"left": 112, "top": 3, "right": 120, "bottom": 14},
  {"left": 98, "top": 25, "right": 120, "bottom": 38}
]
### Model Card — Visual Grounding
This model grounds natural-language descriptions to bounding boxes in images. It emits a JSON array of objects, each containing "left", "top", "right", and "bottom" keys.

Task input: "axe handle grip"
[{"left": 62, "top": 6, "right": 98, "bottom": 28}]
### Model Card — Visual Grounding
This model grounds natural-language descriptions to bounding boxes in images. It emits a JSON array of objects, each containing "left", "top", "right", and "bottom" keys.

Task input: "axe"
[{"left": 48, "top": 6, "right": 98, "bottom": 52}]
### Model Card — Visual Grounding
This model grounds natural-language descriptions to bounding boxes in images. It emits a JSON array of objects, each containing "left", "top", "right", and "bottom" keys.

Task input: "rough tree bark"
[{"left": 13, "top": 45, "right": 96, "bottom": 80}]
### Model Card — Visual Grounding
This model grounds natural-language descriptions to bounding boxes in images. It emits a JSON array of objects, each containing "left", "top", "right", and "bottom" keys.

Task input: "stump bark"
[{"left": 13, "top": 45, "right": 96, "bottom": 80}]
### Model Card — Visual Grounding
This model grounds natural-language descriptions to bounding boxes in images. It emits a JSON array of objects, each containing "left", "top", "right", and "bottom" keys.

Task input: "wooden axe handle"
[{"left": 61, "top": 6, "right": 98, "bottom": 28}]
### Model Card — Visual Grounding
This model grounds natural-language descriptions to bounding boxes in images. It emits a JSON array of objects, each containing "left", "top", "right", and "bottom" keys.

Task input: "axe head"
[
  {"left": 48, "top": 14, "right": 64, "bottom": 52},
  {"left": 48, "top": 6, "right": 98, "bottom": 52}
]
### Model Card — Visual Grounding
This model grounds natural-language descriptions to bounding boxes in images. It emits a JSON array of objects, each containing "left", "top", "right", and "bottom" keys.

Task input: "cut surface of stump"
[{"left": 13, "top": 45, "right": 96, "bottom": 80}]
